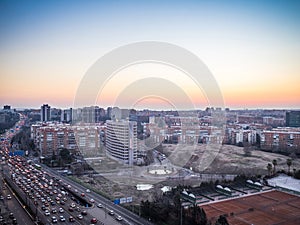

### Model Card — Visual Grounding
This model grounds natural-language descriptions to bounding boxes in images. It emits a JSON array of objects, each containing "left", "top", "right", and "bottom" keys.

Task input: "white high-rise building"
[{"left": 106, "top": 120, "right": 137, "bottom": 165}]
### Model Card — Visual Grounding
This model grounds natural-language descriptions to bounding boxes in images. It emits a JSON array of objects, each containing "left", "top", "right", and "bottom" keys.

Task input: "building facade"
[
  {"left": 41, "top": 104, "right": 51, "bottom": 122},
  {"left": 286, "top": 111, "right": 300, "bottom": 127},
  {"left": 105, "top": 120, "right": 137, "bottom": 165},
  {"left": 260, "top": 127, "right": 300, "bottom": 152},
  {"left": 32, "top": 122, "right": 101, "bottom": 157}
]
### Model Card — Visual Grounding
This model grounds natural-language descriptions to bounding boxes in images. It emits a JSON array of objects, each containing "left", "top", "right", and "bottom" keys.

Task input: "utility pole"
[{"left": 180, "top": 201, "right": 183, "bottom": 225}]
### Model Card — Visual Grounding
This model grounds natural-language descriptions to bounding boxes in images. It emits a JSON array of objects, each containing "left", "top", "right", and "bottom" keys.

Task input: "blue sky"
[{"left": 0, "top": 0, "right": 300, "bottom": 109}]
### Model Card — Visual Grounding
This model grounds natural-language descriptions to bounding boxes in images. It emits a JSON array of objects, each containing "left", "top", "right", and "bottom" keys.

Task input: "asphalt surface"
[
  {"left": 42, "top": 166, "right": 153, "bottom": 225},
  {"left": 1, "top": 174, "right": 34, "bottom": 225}
]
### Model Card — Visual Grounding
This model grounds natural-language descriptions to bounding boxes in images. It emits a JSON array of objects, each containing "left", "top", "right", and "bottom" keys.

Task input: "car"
[
  {"left": 12, "top": 218, "right": 17, "bottom": 225},
  {"left": 59, "top": 215, "right": 66, "bottom": 222},
  {"left": 68, "top": 207, "right": 74, "bottom": 212},
  {"left": 97, "top": 203, "right": 103, "bottom": 208},
  {"left": 91, "top": 217, "right": 98, "bottom": 224},
  {"left": 44, "top": 210, "right": 50, "bottom": 216},
  {"left": 81, "top": 210, "right": 87, "bottom": 215},
  {"left": 52, "top": 216, "right": 58, "bottom": 223},
  {"left": 77, "top": 214, "right": 83, "bottom": 220},
  {"left": 51, "top": 208, "right": 57, "bottom": 213},
  {"left": 0, "top": 196, "right": 4, "bottom": 200},
  {"left": 116, "top": 215, "right": 123, "bottom": 221},
  {"left": 90, "top": 198, "right": 95, "bottom": 203},
  {"left": 7, "top": 194, "right": 12, "bottom": 199},
  {"left": 9, "top": 212, "right": 14, "bottom": 219},
  {"left": 86, "top": 189, "right": 90, "bottom": 193},
  {"left": 58, "top": 207, "right": 64, "bottom": 213},
  {"left": 108, "top": 210, "right": 114, "bottom": 215},
  {"left": 69, "top": 216, "right": 75, "bottom": 222},
  {"left": 81, "top": 193, "right": 85, "bottom": 197}
]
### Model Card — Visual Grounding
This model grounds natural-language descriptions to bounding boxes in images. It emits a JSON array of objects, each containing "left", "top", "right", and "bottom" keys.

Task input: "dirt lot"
[
  {"left": 162, "top": 144, "right": 300, "bottom": 175},
  {"left": 78, "top": 144, "right": 300, "bottom": 205}
]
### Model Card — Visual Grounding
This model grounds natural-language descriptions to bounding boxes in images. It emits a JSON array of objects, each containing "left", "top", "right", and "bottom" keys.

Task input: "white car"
[
  {"left": 86, "top": 189, "right": 90, "bottom": 193},
  {"left": 97, "top": 203, "right": 103, "bottom": 208},
  {"left": 108, "top": 210, "right": 114, "bottom": 215},
  {"left": 90, "top": 198, "right": 95, "bottom": 203},
  {"left": 59, "top": 215, "right": 66, "bottom": 222},
  {"left": 116, "top": 215, "right": 123, "bottom": 221},
  {"left": 44, "top": 210, "right": 50, "bottom": 216},
  {"left": 52, "top": 216, "right": 58, "bottom": 223}
]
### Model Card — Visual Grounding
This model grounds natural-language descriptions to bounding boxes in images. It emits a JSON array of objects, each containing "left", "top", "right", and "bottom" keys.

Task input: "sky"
[{"left": 0, "top": 0, "right": 300, "bottom": 110}]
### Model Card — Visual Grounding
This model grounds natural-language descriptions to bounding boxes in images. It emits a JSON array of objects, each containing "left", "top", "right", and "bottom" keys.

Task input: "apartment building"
[
  {"left": 260, "top": 127, "right": 300, "bottom": 152},
  {"left": 32, "top": 122, "right": 100, "bottom": 157},
  {"left": 106, "top": 120, "right": 137, "bottom": 165}
]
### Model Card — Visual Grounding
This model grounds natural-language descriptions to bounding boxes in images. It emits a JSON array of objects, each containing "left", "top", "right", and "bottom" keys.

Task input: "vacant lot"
[
  {"left": 79, "top": 144, "right": 300, "bottom": 205},
  {"left": 162, "top": 144, "right": 300, "bottom": 175}
]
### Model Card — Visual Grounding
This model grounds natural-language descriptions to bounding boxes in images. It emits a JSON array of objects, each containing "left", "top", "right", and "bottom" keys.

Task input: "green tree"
[
  {"left": 60, "top": 148, "right": 70, "bottom": 159},
  {"left": 272, "top": 159, "right": 278, "bottom": 174},
  {"left": 267, "top": 163, "right": 273, "bottom": 176},
  {"left": 286, "top": 158, "right": 292, "bottom": 174}
]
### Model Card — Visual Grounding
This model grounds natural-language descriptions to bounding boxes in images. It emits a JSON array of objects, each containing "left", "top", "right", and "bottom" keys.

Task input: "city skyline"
[{"left": 1, "top": 1, "right": 300, "bottom": 110}]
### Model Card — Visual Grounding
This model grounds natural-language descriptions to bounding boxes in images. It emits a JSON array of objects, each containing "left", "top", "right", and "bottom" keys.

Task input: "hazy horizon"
[
  {"left": 3, "top": 104, "right": 300, "bottom": 112},
  {"left": 1, "top": 1, "right": 300, "bottom": 110}
]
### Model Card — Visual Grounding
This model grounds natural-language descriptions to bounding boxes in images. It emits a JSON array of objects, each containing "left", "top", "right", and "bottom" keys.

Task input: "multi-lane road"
[
  {"left": 43, "top": 166, "right": 153, "bottom": 225},
  {"left": 0, "top": 173, "right": 33, "bottom": 225},
  {"left": 0, "top": 115, "right": 152, "bottom": 225}
]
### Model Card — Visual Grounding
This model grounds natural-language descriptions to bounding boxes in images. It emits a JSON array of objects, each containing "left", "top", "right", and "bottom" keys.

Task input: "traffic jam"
[{"left": 0, "top": 117, "right": 124, "bottom": 224}]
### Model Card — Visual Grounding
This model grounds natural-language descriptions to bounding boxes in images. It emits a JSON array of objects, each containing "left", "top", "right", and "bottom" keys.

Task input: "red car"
[{"left": 91, "top": 218, "right": 97, "bottom": 224}]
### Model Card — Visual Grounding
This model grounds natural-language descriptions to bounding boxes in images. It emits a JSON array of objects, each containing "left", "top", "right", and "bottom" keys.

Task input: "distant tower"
[
  {"left": 286, "top": 111, "right": 300, "bottom": 127},
  {"left": 41, "top": 104, "right": 51, "bottom": 122},
  {"left": 3, "top": 105, "right": 11, "bottom": 110},
  {"left": 111, "top": 107, "right": 121, "bottom": 121}
]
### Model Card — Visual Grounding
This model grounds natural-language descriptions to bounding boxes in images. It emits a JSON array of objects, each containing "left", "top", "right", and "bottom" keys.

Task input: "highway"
[
  {"left": 1, "top": 173, "right": 33, "bottom": 225},
  {"left": 1, "top": 114, "right": 152, "bottom": 225},
  {"left": 42, "top": 166, "right": 153, "bottom": 225}
]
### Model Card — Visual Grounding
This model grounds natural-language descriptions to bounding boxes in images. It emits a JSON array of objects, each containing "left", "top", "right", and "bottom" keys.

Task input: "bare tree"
[{"left": 286, "top": 158, "right": 292, "bottom": 174}]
